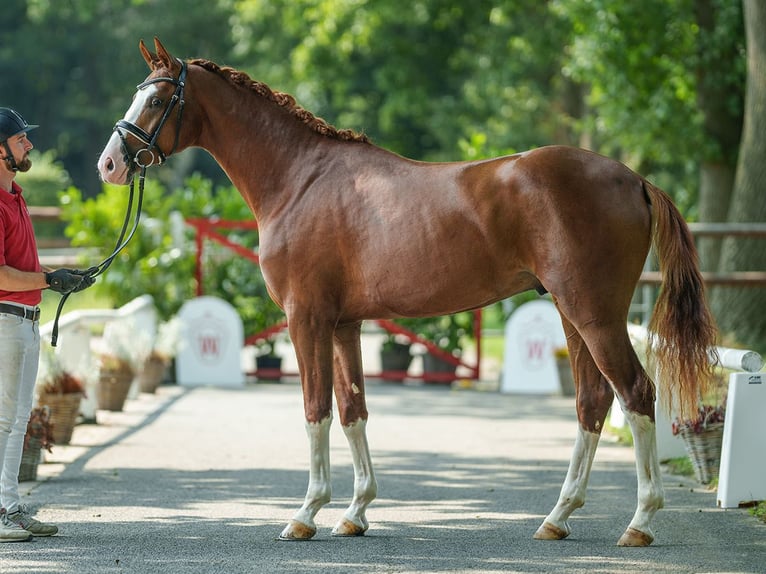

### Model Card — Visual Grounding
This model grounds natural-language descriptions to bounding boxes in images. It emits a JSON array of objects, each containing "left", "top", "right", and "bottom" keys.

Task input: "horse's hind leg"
[
  {"left": 551, "top": 313, "right": 664, "bottom": 546},
  {"left": 582, "top": 326, "right": 664, "bottom": 546},
  {"left": 535, "top": 319, "right": 614, "bottom": 541},
  {"left": 330, "top": 321, "right": 378, "bottom": 536}
]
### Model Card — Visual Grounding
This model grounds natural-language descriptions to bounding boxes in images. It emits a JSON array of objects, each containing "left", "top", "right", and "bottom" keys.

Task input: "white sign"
[
  {"left": 501, "top": 300, "right": 566, "bottom": 394},
  {"left": 717, "top": 372, "right": 766, "bottom": 508},
  {"left": 176, "top": 296, "right": 244, "bottom": 387}
]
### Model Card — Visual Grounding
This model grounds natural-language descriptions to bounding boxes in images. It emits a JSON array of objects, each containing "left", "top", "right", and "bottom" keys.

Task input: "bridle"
[
  {"left": 50, "top": 60, "right": 187, "bottom": 346},
  {"left": 114, "top": 58, "right": 188, "bottom": 171}
]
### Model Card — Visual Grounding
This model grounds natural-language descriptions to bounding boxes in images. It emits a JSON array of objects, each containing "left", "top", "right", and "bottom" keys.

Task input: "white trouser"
[{"left": 0, "top": 311, "right": 40, "bottom": 513}]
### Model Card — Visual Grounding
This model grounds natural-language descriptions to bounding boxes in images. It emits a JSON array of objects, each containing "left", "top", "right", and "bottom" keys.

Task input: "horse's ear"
[
  {"left": 153, "top": 37, "right": 176, "bottom": 70},
  {"left": 139, "top": 39, "right": 156, "bottom": 69}
]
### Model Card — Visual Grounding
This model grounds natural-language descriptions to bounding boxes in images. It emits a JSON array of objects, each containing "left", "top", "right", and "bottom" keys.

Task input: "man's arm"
[{"left": 0, "top": 264, "right": 48, "bottom": 292}]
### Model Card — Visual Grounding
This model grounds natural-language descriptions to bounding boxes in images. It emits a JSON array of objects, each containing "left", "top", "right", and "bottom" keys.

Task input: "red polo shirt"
[{"left": 0, "top": 181, "right": 42, "bottom": 305}]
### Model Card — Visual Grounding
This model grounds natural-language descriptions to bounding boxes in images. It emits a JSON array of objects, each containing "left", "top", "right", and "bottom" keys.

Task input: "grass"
[
  {"left": 38, "top": 288, "right": 114, "bottom": 325},
  {"left": 478, "top": 332, "right": 504, "bottom": 363},
  {"left": 663, "top": 456, "right": 695, "bottom": 478},
  {"left": 750, "top": 502, "right": 766, "bottom": 523},
  {"left": 604, "top": 418, "right": 634, "bottom": 446}
]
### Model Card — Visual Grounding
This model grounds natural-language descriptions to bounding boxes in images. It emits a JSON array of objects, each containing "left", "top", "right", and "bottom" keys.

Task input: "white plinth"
[
  {"left": 717, "top": 372, "right": 766, "bottom": 508},
  {"left": 176, "top": 296, "right": 244, "bottom": 387},
  {"left": 501, "top": 300, "right": 566, "bottom": 394}
]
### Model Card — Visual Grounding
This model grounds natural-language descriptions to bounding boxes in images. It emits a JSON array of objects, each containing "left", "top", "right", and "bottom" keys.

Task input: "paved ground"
[{"left": 3, "top": 381, "right": 764, "bottom": 573}]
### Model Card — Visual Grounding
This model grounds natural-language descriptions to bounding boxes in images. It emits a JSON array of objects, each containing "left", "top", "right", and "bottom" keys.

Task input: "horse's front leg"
[
  {"left": 279, "top": 316, "right": 335, "bottom": 541},
  {"left": 331, "top": 321, "right": 378, "bottom": 536}
]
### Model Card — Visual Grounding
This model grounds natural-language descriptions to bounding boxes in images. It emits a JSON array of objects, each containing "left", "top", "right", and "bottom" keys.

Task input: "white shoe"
[{"left": 0, "top": 511, "right": 32, "bottom": 542}]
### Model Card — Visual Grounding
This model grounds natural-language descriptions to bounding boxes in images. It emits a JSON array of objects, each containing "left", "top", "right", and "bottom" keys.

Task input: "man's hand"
[
  {"left": 72, "top": 271, "right": 95, "bottom": 292},
  {"left": 45, "top": 269, "right": 84, "bottom": 294}
]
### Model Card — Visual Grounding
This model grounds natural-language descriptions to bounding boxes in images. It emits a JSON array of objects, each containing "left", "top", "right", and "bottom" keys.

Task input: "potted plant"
[
  {"left": 671, "top": 403, "right": 726, "bottom": 485},
  {"left": 36, "top": 350, "right": 86, "bottom": 445},
  {"left": 553, "top": 346, "right": 575, "bottom": 396},
  {"left": 139, "top": 317, "right": 181, "bottom": 393},
  {"left": 409, "top": 313, "right": 474, "bottom": 384},
  {"left": 96, "top": 319, "right": 149, "bottom": 411},
  {"left": 378, "top": 329, "right": 414, "bottom": 383},
  {"left": 242, "top": 282, "right": 288, "bottom": 383},
  {"left": 20, "top": 406, "right": 54, "bottom": 482}
]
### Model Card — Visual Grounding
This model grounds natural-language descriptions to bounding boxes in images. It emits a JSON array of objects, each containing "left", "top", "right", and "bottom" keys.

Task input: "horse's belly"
[{"left": 357, "top": 254, "right": 533, "bottom": 318}]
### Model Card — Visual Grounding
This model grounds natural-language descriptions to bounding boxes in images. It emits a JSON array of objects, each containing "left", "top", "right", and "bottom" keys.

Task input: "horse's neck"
[{"left": 192, "top": 77, "right": 339, "bottom": 222}]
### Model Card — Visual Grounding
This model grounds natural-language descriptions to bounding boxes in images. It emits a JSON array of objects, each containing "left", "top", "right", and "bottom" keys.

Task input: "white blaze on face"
[{"left": 97, "top": 83, "right": 159, "bottom": 185}]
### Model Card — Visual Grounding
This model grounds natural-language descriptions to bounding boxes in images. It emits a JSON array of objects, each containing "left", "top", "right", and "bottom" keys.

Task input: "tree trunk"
[
  {"left": 694, "top": 0, "right": 743, "bottom": 271},
  {"left": 711, "top": 0, "right": 766, "bottom": 349}
]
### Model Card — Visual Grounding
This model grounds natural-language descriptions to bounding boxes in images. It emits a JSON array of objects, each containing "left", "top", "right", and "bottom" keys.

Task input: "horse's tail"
[{"left": 644, "top": 181, "right": 718, "bottom": 419}]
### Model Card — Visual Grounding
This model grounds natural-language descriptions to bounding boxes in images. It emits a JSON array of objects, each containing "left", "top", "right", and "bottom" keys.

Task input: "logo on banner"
[
  {"left": 192, "top": 314, "right": 228, "bottom": 363},
  {"left": 521, "top": 315, "right": 556, "bottom": 370}
]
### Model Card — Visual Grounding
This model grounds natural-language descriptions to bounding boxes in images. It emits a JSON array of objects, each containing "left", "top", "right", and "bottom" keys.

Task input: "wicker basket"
[
  {"left": 19, "top": 437, "right": 42, "bottom": 482},
  {"left": 38, "top": 392, "right": 82, "bottom": 445},
  {"left": 97, "top": 369, "right": 134, "bottom": 411},
  {"left": 139, "top": 356, "right": 167, "bottom": 394},
  {"left": 679, "top": 422, "right": 724, "bottom": 484}
]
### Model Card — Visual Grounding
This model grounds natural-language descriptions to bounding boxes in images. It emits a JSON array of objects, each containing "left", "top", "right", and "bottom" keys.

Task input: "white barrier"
[
  {"left": 39, "top": 295, "right": 157, "bottom": 421},
  {"left": 718, "top": 372, "right": 766, "bottom": 507}
]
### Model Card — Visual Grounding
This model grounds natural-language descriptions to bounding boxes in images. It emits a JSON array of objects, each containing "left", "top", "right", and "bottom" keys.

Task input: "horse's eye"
[{"left": 151, "top": 97, "right": 163, "bottom": 107}]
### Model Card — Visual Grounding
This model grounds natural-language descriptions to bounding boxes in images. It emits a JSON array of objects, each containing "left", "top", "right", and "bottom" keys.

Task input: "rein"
[{"left": 50, "top": 61, "right": 187, "bottom": 347}]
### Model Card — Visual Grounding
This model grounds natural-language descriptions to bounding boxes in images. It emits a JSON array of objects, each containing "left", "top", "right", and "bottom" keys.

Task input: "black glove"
[
  {"left": 72, "top": 272, "right": 95, "bottom": 292},
  {"left": 45, "top": 269, "right": 84, "bottom": 294}
]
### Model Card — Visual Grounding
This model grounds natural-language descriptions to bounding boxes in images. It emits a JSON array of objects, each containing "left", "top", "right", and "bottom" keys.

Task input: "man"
[{"left": 0, "top": 107, "right": 92, "bottom": 542}]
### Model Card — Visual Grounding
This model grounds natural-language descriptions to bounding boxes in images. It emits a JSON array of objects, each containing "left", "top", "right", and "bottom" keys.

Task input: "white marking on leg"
[
  {"left": 290, "top": 414, "right": 333, "bottom": 530},
  {"left": 333, "top": 418, "right": 378, "bottom": 535},
  {"left": 623, "top": 410, "right": 664, "bottom": 537},
  {"left": 539, "top": 426, "right": 599, "bottom": 537}
]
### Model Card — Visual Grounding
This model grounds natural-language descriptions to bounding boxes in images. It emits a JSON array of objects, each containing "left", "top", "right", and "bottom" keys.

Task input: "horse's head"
[{"left": 98, "top": 38, "right": 189, "bottom": 184}]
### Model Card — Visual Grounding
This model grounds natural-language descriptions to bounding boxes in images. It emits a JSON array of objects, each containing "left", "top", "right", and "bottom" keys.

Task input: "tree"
[
  {"left": 693, "top": 0, "right": 745, "bottom": 271},
  {"left": 1, "top": 0, "right": 236, "bottom": 197},
  {"left": 711, "top": 0, "right": 766, "bottom": 349},
  {"left": 555, "top": 0, "right": 704, "bottom": 209}
]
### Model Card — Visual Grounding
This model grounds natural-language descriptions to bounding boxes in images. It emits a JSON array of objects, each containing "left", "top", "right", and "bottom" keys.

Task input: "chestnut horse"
[{"left": 98, "top": 39, "right": 717, "bottom": 546}]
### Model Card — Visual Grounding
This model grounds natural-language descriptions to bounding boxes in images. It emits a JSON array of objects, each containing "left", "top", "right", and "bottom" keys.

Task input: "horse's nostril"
[{"left": 106, "top": 157, "right": 114, "bottom": 172}]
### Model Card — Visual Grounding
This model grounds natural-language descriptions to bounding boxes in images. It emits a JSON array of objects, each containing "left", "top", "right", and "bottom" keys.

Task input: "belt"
[{"left": 0, "top": 303, "right": 41, "bottom": 322}]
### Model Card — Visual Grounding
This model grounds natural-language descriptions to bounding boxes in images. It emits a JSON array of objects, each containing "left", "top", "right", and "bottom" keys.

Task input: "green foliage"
[
  {"left": 15, "top": 150, "right": 73, "bottom": 244},
  {"left": 15, "top": 150, "right": 72, "bottom": 205},
  {"left": 59, "top": 174, "right": 285, "bottom": 345},
  {"left": 751, "top": 501, "right": 766, "bottom": 524},
  {"left": 61, "top": 179, "right": 195, "bottom": 320},
  {"left": 604, "top": 418, "right": 634, "bottom": 447},
  {"left": 664, "top": 456, "right": 695, "bottom": 477},
  {"left": 394, "top": 313, "right": 474, "bottom": 355}
]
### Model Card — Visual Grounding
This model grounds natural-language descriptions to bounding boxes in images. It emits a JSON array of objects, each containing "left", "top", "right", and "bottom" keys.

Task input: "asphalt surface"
[{"left": 3, "top": 380, "right": 764, "bottom": 574}]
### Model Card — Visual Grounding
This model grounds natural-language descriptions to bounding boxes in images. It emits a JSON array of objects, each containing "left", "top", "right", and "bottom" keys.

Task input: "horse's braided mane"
[{"left": 189, "top": 58, "right": 370, "bottom": 144}]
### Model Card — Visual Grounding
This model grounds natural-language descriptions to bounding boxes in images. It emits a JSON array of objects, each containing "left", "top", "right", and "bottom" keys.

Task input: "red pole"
[{"left": 195, "top": 224, "right": 204, "bottom": 296}]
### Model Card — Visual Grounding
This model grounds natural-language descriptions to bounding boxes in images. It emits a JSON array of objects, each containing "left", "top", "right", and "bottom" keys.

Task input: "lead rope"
[{"left": 50, "top": 165, "right": 147, "bottom": 347}]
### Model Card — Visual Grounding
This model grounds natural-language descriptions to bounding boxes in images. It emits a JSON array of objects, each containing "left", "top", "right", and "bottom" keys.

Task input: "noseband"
[
  {"left": 51, "top": 61, "right": 187, "bottom": 347},
  {"left": 114, "top": 59, "right": 187, "bottom": 170}
]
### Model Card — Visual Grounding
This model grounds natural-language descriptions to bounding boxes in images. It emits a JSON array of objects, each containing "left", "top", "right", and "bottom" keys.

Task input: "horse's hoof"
[
  {"left": 278, "top": 520, "right": 316, "bottom": 541},
  {"left": 331, "top": 518, "right": 367, "bottom": 537},
  {"left": 617, "top": 527, "right": 654, "bottom": 547},
  {"left": 533, "top": 521, "right": 570, "bottom": 540}
]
